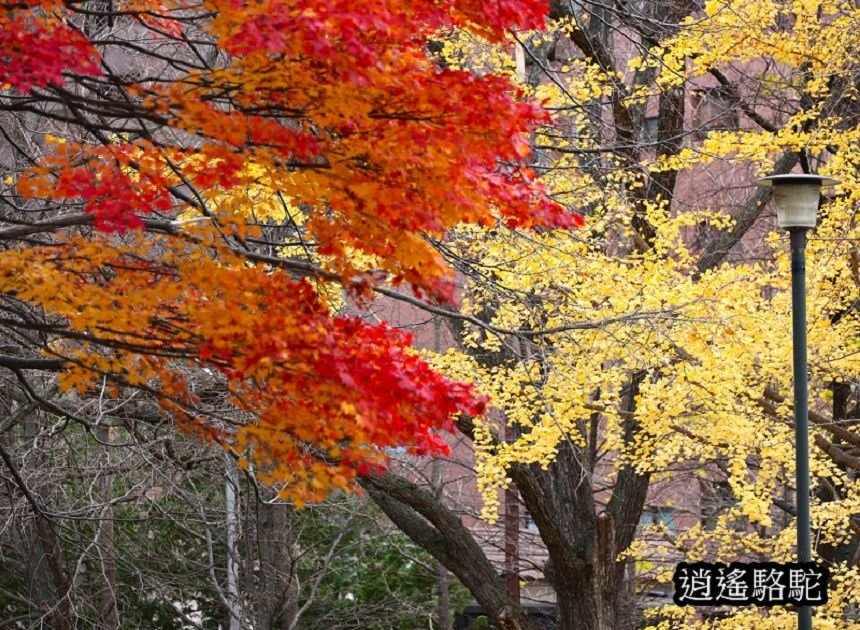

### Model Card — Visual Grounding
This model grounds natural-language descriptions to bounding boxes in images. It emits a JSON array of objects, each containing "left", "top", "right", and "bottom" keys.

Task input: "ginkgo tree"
[
  {"left": 353, "top": 1, "right": 860, "bottom": 629},
  {"left": 0, "top": 0, "right": 578, "bottom": 509}
]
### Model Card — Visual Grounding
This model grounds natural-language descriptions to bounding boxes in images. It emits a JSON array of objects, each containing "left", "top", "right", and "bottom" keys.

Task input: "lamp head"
[{"left": 756, "top": 174, "right": 839, "bottom": 230}]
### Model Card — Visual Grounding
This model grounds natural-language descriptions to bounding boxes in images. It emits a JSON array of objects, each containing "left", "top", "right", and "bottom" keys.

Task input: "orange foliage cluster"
[{"left": 0, "top": 0, "right": 578, "bottom": 502}]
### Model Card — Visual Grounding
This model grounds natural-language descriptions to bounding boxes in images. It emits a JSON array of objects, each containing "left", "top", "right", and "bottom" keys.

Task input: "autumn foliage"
[
  {"left": 0, "top": 0, "right": 576, "bottom": 503},
  {"left": 424, "top": 2, "right": 860, "bottom": 627}
]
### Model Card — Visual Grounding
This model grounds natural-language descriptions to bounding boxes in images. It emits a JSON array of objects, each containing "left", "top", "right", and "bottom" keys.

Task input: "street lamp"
[{"left": 756, "top": 173, "right": 839, "bottom": 630}]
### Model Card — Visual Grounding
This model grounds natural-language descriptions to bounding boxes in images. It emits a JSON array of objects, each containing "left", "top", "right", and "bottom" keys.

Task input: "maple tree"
[
  {"left": 0, "top": 0, "right": 578, "bottom": 509},
  {"left": 352, "top": 1, "right": 860, "bottom": 629},
  {"left": 6, "top": 1, "right": 860, "bottom": 629}
]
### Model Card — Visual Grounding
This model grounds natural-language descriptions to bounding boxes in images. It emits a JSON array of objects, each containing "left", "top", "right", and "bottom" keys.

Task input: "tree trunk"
[
  {"left": 432, "top": 456, "right": 452, "bottom": 630},
  {"left": 817, "top": 382, "right": 860, "bottom": 565},
  {"left": 19, "top": 411, "right": 73, "bottom": 629},
  {"left": 361, "top": 472, "right": 536, "bottom": 630},
  {"left": 508, "top": 372, "right": 648, "bottom": 630},
  {"left": 252, "top": 500, "right": 298, "bottom": 630},
  {"left": 95, "top": 425, "right": 119, "bottom": 629}
]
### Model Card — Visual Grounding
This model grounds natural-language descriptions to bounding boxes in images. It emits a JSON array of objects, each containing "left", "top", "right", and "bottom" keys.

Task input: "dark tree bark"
[
  {"left": 360, "top": 472, "right": 535, "bottom": 630},
  {"left": 13, "top": 412, "right": 74, "bottom": 629},
  {"left": 251, "top": 501, "right": 299, "bottom": 630}
]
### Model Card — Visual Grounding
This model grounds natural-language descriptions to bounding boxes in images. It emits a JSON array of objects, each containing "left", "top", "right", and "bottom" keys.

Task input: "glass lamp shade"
[{"left": 756, "top": 174, "right": 840, "bottom": 230}]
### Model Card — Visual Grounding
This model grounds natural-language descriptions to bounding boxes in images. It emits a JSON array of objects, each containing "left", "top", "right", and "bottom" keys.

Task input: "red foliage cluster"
[
  {"left": 0, "top": 0, "right": 580, "bottom": 500},
  {"left": 0, "top": 8, "right": 101, "bottom": 92}
]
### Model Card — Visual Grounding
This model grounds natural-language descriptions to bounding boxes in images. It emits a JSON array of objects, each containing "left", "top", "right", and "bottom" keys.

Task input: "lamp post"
[{"left": 756, "top": 174, "right": 839, "bottom": 630}]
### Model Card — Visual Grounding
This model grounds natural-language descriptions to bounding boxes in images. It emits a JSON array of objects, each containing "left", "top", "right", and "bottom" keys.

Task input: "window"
[
  {"left": 639, "top": 507, "right": 678, "bottom": 532},
  {"left": 700, "top": 477, "right": 737, "bottom": 531},
  {"left": 640, "top": 116, "right": 659, "bottom": 143},
  {"left": 691, "top": 87, "right": 739, "bottom": 139},
  {"left": 84, "top": 0, "right": 115, "bottom": 36}
]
